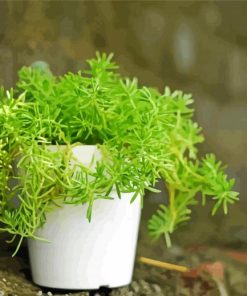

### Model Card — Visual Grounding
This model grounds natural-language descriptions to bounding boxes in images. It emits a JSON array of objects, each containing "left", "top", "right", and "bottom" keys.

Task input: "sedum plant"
[{"left": 0, "top": 53, "right": 239, "bottom": 254}]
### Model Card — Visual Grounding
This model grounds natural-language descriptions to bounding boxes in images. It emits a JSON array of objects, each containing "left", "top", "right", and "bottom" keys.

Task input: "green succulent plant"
[{"left": 0, "top": 53, "right": 239, "bottom": 255}]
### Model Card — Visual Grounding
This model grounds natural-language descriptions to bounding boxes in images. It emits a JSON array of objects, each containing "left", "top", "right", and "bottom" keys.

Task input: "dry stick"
[{"left": 138, "top": 256, "right": 189, "bottom": 273}]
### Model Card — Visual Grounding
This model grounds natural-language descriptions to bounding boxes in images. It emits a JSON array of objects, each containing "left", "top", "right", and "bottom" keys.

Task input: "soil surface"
[
  {"left": 0, "top": 202, "right": 247, "bottom": 296},
  {"left": 1, "top": 243, "right": 247, "bottom": 296}
]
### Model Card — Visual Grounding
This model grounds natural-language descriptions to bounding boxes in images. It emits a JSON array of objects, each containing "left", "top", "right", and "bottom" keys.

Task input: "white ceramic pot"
[{"left": 27, "top": 145, "right": 141, "bottom": 289}]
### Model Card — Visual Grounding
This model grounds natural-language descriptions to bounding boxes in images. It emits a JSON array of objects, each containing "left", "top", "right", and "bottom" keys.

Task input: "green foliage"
[{"left": 0, "top": 53, "right": 239, "bottom": 253}]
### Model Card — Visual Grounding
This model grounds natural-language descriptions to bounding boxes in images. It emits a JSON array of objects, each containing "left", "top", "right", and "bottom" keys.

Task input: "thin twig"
[{"left": 138, "top": 256, "right": 189, "bottom": 273}]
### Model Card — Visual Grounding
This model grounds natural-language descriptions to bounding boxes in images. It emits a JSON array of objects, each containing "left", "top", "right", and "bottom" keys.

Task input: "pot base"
[{"left": 28, "top": 193, "right": 141, "bottom": 290}]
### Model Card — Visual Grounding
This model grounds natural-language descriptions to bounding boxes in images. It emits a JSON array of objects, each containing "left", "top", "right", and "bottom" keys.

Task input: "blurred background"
[
  {"left": 0, "top": 0, "right": 246, "bottom": 242},
  {"left": 0, "top": 1, "right": 246, "bottom": 192},
  {"left": 0, "top": 1, "right": 247, "bottom": 295}
]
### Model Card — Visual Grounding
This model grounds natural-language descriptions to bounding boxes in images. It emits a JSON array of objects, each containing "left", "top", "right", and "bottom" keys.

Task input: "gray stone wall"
[{"left": 0, "top": 1, "right": 246, "bottom": 197}]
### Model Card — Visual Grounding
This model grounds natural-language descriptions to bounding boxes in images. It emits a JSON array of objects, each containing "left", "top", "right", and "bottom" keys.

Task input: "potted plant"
[{"left": 0, "top": 53, "right": 239, "bottom": 290}]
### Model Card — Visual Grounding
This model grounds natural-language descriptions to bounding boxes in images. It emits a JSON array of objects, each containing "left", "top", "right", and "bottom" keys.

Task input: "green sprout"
[{"left": 0, "top": 53, "right": 239, "bottom": 254}]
